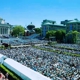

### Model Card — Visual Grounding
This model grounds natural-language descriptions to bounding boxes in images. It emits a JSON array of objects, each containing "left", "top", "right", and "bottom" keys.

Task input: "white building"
[{"left": 0, "top": 18, "right": 11, "bottom": 37}]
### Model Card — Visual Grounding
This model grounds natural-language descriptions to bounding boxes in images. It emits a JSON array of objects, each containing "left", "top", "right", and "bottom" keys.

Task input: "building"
[
  {"left": 24, "top": 22, "right": 35, "bottom": 36},
  {"left": 61, "top": 20, "right": 72, "bottom": 25},
  {"left": 0, "top": 18, "right": 12, "bottom": 37},
  {"left": 66, "top": 19, "right": 80, "bottom": 33},
  {"left": 41, "top": 19, "right": 66, "bottom": 37}
]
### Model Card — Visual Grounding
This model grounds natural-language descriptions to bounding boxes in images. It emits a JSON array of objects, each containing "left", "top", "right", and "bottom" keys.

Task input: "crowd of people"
[
  {"left": 0, "top": 43, "right": 80, "bottom": 80},
  {"left": 40, "top": 44, "right": 80, "bottom": 55},
  {"left": 54, "top": 44, "right": 80, "bottom": 50}
]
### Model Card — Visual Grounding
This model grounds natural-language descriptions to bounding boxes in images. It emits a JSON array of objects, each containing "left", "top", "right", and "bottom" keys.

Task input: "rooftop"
[
  {"left": 42, "top": 22, "right": 65, "bottom": 27},
  {"left": 67, "top": 19, "right": 80, "bottom": 24},
  {"left": 28, "top": 22, "right": 35, "bottom": 26},
  {"left": 42, "top": 22, "right": 53, "bottom": 25},
  {"left": 0, "top": 24, "right": 11, "bottom": 27},
  {"left": 0, "top": 18, "right": 3, "bottom": 20},
  {"left": 53, "top": 23, "right": 66, "bottom": 27}
]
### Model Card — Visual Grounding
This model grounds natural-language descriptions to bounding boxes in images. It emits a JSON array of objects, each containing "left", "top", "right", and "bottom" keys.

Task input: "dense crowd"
[
  {"left": 54, "top": 44, "right": 80, "bottom": 50},
  {"left": 40, "top": 45, "right": 80, "bottom": 54},
  {"left": 0, "top": 43, "right": 80, "bottom": 80},
  {"left": 0, "top": 38, "right": 47, "bottom": 46}
]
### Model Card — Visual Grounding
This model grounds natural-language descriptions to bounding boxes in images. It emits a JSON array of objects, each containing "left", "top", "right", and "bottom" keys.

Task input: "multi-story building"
[
  {"left": 41, "top": 19, "right": 66, "bottom": 37},
  {"left": 66, "top": 19, "right": 80, "bottom": 33},
  {"left": 0, "top": 18, "right": 11, "bottom": 37}
]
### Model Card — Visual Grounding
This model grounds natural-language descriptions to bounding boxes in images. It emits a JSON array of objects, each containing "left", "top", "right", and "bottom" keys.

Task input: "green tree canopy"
[
  {"left": 34, "top": 28, "right": 41, "bottom": 34},
  {"left": 12, "top": 25, "right": 25, "bottom": 37},
  {"left": 66, "top": 31, "right": 79, "bottom": 43},
  {"left": 72, "top": 31, "right": 79, "bottom": 43},
  {"left": 55, "top": 30, "right": 66, "bottom": 43},
  {"left": 46, "top": 30, "right": 56, "bottom": 40}
]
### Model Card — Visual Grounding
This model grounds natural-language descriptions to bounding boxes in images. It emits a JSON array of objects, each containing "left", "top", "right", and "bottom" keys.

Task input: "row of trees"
[
  {"left": 46, "top": 30, "right": 66, "bottom": 43},
  {"left": 66, "top": 31, "right": 79, "bottom": 43},
  {"left": 46, "top": 30, "right": 79, "bottom": 43},
  {"left": 11, "top": 25, "right": 41, "bottom": 37},
  {"left": 11, "top": 25, "right": 79, "bottom": 44}
]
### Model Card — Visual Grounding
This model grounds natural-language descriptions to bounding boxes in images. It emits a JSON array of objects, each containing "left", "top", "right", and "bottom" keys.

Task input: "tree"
[
  {"left": 66, "top": 31, "right": 79, "bottom": 43},
  {"left": 12, "top": 25, "right": 25, "bottom": 37},
  {"left": 46, "top": 30, "right": 56, "bottom": 40},
  {"left": 72, "top": 31, "right": 79, "bottom": 43},
  {"left": 34, "top": 28, "right": 41, "bottom": 34},
  {"left": 66, "top": 31, "right": 73, "bottom": 43},
  {"left": 55, "top": 30, "right": 66, "bottom": 43}
]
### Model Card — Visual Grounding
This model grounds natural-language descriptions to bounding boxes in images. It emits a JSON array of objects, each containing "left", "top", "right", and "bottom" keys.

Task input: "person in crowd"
[
  {"left": 0, "top": 71, "right": 2, "bottom": 78},
  {"left": 5, "top": 73, "right": 9, "bottom": 79}
]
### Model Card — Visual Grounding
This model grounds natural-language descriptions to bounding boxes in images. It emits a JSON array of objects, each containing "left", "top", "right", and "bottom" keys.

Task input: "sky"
[{"left": 0, "top": 0, "right": 80, "bottom": 28}]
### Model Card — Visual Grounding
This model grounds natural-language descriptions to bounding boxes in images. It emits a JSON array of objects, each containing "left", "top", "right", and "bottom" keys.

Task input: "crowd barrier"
[{"left": 0, "top": 54, "right": 51, "bottom": 80}]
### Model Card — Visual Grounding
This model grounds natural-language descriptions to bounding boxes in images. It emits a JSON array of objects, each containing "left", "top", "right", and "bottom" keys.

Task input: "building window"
[{"left": 1, "top": 28, "right": 2, "bottom": 34}]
